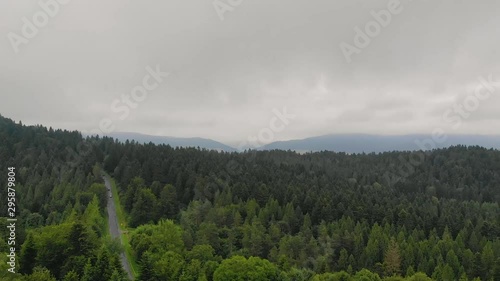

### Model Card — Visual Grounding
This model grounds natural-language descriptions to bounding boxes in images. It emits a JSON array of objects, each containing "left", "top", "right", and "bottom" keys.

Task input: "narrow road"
[{"left": 103, "top": 174, "right": 134, "bottom": 280}]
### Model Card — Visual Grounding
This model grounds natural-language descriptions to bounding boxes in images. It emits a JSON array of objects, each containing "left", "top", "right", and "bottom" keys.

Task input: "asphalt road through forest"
[{"left": 103, "top": 175, "right": 134, "bottom": 280}]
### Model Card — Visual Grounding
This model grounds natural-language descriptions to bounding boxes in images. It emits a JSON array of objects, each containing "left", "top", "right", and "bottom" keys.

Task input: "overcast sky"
[{"left": 1, "top": 0, "right": 499, "bottom": 146}]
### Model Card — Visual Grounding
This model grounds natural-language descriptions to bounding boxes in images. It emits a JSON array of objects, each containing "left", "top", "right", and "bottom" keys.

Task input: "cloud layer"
[{"left": 1, "top": 0, "right": 499, "bottom": 146}]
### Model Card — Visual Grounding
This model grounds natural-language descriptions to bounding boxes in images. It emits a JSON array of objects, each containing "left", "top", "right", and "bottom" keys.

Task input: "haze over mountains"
[
  {"left": 104, "top": 132, "right": 500, "bottom": 153},
  {"left": 258, "top": 134, "right": 500, "bottom": 153},
  {"left": 102, "top": 132, "right": 237, "bottom": 152}
]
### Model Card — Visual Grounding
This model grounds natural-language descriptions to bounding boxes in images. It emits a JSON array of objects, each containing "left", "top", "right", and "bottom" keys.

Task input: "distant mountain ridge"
[
  {"left": 103, "top": 132, "right": 236, "bottom": 152},
  {"left": 259, "top": 134, "right": 500, "bottom": 153},
  {"left": 102, "top": 132, "right": 500, "bottom": 154}
]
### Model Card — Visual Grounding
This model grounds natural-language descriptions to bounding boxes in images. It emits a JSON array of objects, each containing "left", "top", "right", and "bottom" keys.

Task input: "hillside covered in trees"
[{"left": 1, "top": 114, "right": 499, "bottom": 281}]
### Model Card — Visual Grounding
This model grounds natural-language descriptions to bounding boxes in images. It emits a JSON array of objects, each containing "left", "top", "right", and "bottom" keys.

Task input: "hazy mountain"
[
  {"left": 101, "top": 132, "right": 500, "bottom": 154},
  {"left": 259, "top": 134, "right": 500, "bottom": 153},
  {"left": 104, "top": 132, "right": 236, "bottom": 152}
]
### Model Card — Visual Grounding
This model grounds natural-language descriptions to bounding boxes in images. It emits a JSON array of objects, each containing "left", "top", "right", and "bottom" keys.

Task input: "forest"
[{"left": 0, "top": 114, "right": 499, "bottom": 281}]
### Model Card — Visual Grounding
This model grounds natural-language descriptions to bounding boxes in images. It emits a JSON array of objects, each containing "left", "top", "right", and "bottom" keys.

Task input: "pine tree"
[
  {"left": 130, "top": 188, "right": 157, "bottom": 228},
  {"left": 138, "top": 251, "right": 156, "bottom": 281},
  {"left": 458, "top": 272, "right": 468, "bottom": 281},
  {"left": 157, "top": 184, "right": 178, "bottom": 219},
  {"left": 67, "top": 221, "right": 95, "bottom": 256},
  {"left": 441, "top": 264, "right": 455, "bottom": 281},
  {"left": 338, "top": 248, "right": 349, "bottom": 271},
  {"left": 95, "top": 247, "right": 113, "bottom": 281},
  {"left": 63, "top": 270, "right": 79, "bottom": 281},
  {"left": 110, "top": 270, "right": 124, "bottom": 281},
  {"left": 19, "top": 234, "right": 37, "bottom": 275},
  {"left": 81, "top": 258, "right": 98, "bottom": 281},
  {"left": 24, "top": 267, "right": 57, "bottom": 281},
  {"left": 406, "top": 266, "right": 415, "bottom": 277},
  {"left": 384, "top": 238, "right": 401, "bottom": 277}
]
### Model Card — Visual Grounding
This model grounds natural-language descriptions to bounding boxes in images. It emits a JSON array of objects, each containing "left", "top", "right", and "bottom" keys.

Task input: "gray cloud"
[{"left": 1, "top": 0, "right": 499, "bottom": 145}]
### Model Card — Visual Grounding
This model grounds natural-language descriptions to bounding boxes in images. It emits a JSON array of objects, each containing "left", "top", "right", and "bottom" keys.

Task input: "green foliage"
[
  {"left": 383, "top": 238, "right": 401, "bottom": 277},
  {"left": 285, "top": 267, "right": 315, "bottom": 281},
  {"left": 19, "top": 234, "right": 37, "bottom": 275},
  {"left": 354, "top": 268, "right": 381, "bottom": 280},
  {"left": 153, "top": 251, "right": 185, "bottom": 280},
  {"left": 34, "top": 223, "right": 73, "bottom": 278},
  {"left": 89, "top": 183, "right": 108, "bottom": 210},
  {"left": 130, "top": 219, "right": 185, "bottom": 260},
  {"left": 406, "top": 272, "right": 432, "bottom": 281},
  {"left": 67, "top": 220, "right": 97, "bottom": 256},
  {"left": 83, "top": 195, "right": 106, "bottom": 236},
  {"left": 130, "top": 188, "right": 157, "bottom": 228},
  {"left": 186, "top": 244, "right": 218, "bottom": 263},
  {"left": 312, "top": 271, "right": 352, "bottom": 281},
  {"left": 138, "top": 251, "right": 156, "bottom": 281},
  {"left": 213, "top": 256, "right": 286, "bottom": 281},
  {"left": 62, "top": 270, "right": 79, "bottom": 281},
  {"left": 179, "top": 259, "right": 204, "bottom": 281},
  {"left": 22, "top": 267, "right": 56, "bottom": 281}
]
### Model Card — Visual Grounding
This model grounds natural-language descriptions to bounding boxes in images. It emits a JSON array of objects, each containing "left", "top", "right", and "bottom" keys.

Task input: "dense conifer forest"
[{"left": 1, "top": 115, "right": 499, "bottom": 280}]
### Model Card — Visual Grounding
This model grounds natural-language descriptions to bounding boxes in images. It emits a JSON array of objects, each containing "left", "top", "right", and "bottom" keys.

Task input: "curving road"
[{"left": 103, "top": 174, "right": 134, "bottom": 280}]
